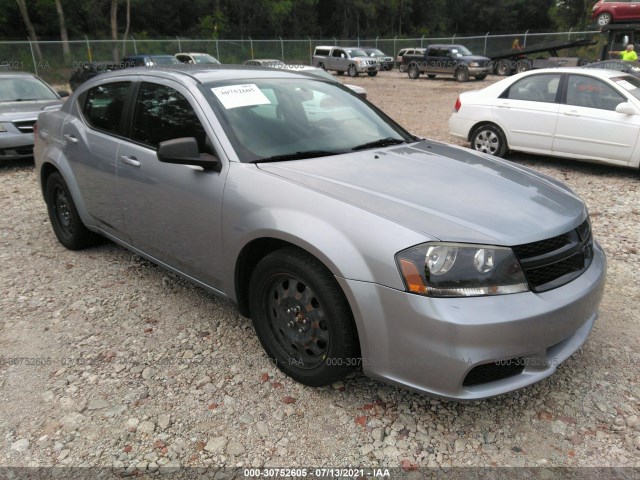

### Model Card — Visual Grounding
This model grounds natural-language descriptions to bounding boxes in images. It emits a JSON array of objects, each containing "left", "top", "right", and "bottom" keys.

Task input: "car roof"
[
  {"left": 76, "top": 65, "right": 333, "bottom": 86},
  {"left": 520, "top": 67, "right": 633, "bottom": 79},
  {"left": 0, "top": 71, "right": 38, "bottom": 79}
]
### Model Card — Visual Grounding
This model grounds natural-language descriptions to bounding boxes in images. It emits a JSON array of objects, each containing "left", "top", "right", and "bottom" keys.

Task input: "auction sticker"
[{"left": 211, "top": 84, "right": 271, "bottom": 109}]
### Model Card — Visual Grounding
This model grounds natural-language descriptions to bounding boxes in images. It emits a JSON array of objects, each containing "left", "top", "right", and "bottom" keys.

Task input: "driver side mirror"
[
  {"left": 615, "top": 102, "right": 636, "bottom": 115},
  {"left": 157, "top": 137, "right": 219, "bottom": 170}
]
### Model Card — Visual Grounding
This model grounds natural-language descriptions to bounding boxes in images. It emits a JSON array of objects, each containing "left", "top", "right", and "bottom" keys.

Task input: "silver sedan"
[{"left": 34, "top": 67, "right": 606, "bottom": 400}]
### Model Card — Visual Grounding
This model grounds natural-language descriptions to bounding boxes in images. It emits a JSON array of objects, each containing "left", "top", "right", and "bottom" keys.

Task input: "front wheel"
[
  {"left": 597, "top": 12, "right": 612, "bottom": 27},
  {"left": 470, "top": 124, "right": 508, "bottom": 157},
  {"left": 455, "top": 66, "right": 469, "bottom": 82},
  {"left": 408, "top": 63, "right": 420, "bottom": 79},
  {"left": 347, "top": 64, "right": 358, "bottom": 77},
  {"left": 249, "top": 248, "right": 359, "bottom": 387},
  {"left": 44, "top": 172, "right": 101, "bottom": 250}
]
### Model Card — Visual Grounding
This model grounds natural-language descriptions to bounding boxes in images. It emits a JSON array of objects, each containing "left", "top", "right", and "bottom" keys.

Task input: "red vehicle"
[{"left": 592, "top": 0, "right": 640, "bottom": 27}]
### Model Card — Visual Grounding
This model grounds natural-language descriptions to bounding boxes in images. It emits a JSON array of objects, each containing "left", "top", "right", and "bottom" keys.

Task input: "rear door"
[
  {"left": 116, "top": 79, "right": 228, "bottom": 288},
  {"left": 553, "top": 73, "right": 639, "bottom": 164},
  {"left": 492, "top": 73, "right": 562, "bottom": 152},
  {"left": 61, "top": 80, "right": 132, "bottom": 236}
]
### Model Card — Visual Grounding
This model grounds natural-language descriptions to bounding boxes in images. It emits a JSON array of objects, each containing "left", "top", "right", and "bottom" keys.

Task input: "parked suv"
[
  {"left": 396, "top": 48, "right": 425, "bottom": 72},
  {"left": 361, "top": 47, "right": 394, "bottom": 70},
  {"left": 312, "top": 46, "right": 378, "bottom": 77}
]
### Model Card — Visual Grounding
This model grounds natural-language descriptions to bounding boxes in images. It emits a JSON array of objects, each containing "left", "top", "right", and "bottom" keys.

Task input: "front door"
[{"left": 116, "top": 80, "right": 228, "bottom": 289}]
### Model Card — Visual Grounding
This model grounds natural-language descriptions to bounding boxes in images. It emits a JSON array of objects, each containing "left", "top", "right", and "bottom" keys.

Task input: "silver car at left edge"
[{"left": 33, "top": 66, "right": 606, "bottom": 400}]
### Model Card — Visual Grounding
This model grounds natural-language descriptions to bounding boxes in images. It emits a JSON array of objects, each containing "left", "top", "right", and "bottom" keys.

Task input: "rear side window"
[
  {"left": 82, "top": 82, "right": 130, "bottom": 134},
  {"left": 314, "top": 48, "right": 331, "bottom": 56},
  {"left": 503, "top": 74, "right": 561, "bottom": 103},
  {"left": 131, "top": 82, "right": 207, "bottom": 151}
]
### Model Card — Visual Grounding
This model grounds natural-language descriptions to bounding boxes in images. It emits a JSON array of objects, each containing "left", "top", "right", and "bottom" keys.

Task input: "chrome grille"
[
  {"left": 13, "top": 119, "right": 37, "bottom": 133},
  {"left": 513, "top": 219, "right": 593, "bottom": 293}
]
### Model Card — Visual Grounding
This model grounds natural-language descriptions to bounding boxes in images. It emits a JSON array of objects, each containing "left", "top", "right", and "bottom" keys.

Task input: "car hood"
[
  {"left": 462, "top": 55, "right": 491, "bottom": 62},
  {"left": 0, "top": 100, "right": 64, "bottom": 121},
  {"left": 257, "top": 140, "right": 586, "bottom": 245}
]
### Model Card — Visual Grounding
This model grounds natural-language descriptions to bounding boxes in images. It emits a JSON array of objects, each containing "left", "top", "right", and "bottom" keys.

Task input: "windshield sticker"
[
  {"left": 615, "top": 79, "right": 637, "bottom": 91},
  {"left": 211, "top": 84, "right": 271, "bottom": 109}
]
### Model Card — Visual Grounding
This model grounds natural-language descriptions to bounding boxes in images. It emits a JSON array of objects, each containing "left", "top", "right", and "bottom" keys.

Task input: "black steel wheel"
[
  {"left": 471, "top": 123, "right": 508, "bottom": 157},
  {"left": 249, "top": 247, "right": 359, "bottom": 387},
  {"left": 496, "top": 59, "right": 513, "bottom": 76},
  {"left": 44, "top": 172, "right": 101, "bottom": 250}
]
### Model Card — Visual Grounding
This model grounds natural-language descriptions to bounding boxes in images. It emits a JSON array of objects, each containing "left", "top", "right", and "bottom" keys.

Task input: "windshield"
[
  {"left": 200, "top": 79, "right": 414, "bottom": 162},
  {"left": 150, "top": 56, "right": 180, "bottom": 65},
  {"left": 450, "top": 46, "right": 473, "bottom": 57},
  {"left": 611, "top": 75, "right": 640, "bottom": 101},
  {"left": 346, "top": 49, "right": 368, "bottom": 57},
  {"left": 367, "top": 49, "right": 385, "bottom": 57},
  {"left": 0, "top": 76, "right": 58, "bottom": 102},
  {"left": 192, "top": 54, "right": 220, "bottom": 64}
]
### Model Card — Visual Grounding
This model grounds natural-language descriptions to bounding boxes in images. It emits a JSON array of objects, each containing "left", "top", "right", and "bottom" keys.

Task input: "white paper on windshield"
[
  {"left": 615, "top": 79, "right": 636, "bottom": 91},
  {"left": 211, "top": 84, "right": 270, "bottom": 109}
]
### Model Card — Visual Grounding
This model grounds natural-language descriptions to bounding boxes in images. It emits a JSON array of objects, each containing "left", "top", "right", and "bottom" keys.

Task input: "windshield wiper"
[
  {"left": 351, "top": 137, "right": 408, "bottom": 151},
  {"left": 253, "top": 150, "right": 340, "bottom": 163}
]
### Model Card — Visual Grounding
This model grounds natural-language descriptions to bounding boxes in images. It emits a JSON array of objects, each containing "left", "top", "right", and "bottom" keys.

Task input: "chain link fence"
[{"left": 0, "top": 30, "right": 603, "bottom": 85}]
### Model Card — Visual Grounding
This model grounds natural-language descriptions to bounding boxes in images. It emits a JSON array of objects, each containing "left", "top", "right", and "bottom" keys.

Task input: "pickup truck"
[
  {"left": 402, "top": 44, "right": 491, "bottom": 82},
  {"left": 312, "top": 46, "right": 379, "bottom": 77}
]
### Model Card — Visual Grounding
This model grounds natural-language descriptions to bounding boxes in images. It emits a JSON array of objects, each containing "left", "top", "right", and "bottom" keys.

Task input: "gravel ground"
[{"left": 1, "top": 70, "right": 639, "bottom": 472}]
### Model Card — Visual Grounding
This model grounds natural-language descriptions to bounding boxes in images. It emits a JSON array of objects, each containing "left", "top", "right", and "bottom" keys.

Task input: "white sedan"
[{"left": 449, "top": 68, "right": 640, "bottom": 168}]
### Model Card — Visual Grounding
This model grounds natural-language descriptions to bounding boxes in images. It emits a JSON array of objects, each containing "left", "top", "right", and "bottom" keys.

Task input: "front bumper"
[
  {"left": 468, "top": 66, "right": 491, "bottom": 76},
  {"left": 337, "top": 242, "right": 606, "bottom": 400},
  {"left": 356, "top": 64, "right": 379, "bottom": 73},
  {"left": 0, "top": 132, "right": 35, "bottom": 160}
]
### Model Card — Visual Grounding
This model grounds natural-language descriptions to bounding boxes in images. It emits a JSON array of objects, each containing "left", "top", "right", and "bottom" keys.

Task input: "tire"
[
  {"left": 408, "top": 63, "right": 420, "bottom": 79},
  {"left": 318, "top": 62, "right": 325, "bottom": 70},
  {"left": 470, "top": 124, "right": 508, "bottom": 157},
  {"left": 515, "top": 59, "right": 531, "bottom": 74},
  {"left": 427, "top": 74, "right": 436, "bottom": 79},
  {"left": 496, "top": 59, "right": 513, "bottom": 76},
  {"left": 597, "top": 12, "right": 612, "bottom": 27},
  {"left": 44, "top": 172, "right": 101, "bottom": 250},
  {"left": 347, "top": 64, "right": 358, "bottom": 77},
  {"left": 475, "top": 74, "right": 487, "bottom": 81},
  {"left": 367, "top": 71, "right": 378, "bottom": 77},
  {"left": 249, "top": 247, "right": 359, "bottom": 387},
  {"left": 455, "top": 66, "right": 469, "bottom": 82}
]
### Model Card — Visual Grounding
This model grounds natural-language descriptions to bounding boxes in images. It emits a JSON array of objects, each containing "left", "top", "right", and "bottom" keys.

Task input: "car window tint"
[
  {"left": 566, "top": 75, "right": 625, "bottom": 111},
  {"left": 132, "top": 82, "right": 207, "bottom": 151},
  {"left": 82, "top": 82, "right": 130, "bottom": 134},
  {"left": 504, "top": 74, "right": 561, "bottom": 103}
]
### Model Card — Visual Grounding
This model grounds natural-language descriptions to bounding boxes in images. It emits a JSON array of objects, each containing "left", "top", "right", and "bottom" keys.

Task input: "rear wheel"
[
  {"left": 347, "top": 64, "right": 358, "bottom": 77},
  {"left": 515, "top": 59, "right": 532, "bottom": 73},
  {"left": 470, "top": 124, "right": 507, "bottom": 157},
  {"left": 455, "top": 66, "right": 469, "bottom": 82},
  {"left": 496, "top": 59, "right": 513, "bottom": 76},
  {"left": 44, "top": 172, "right": 101, "bottom": 250},
  {"left": 318, "top": 62, "right": 325, "bottom": 70},
  {"left": 597, "top": 12, "right": 612, "bottom": 27},
  {"left": 408, "top": 63, "right": 420, "bottom": 79},
  {"left": 249, "top": 247, "right": 359, "bottom": 387}
]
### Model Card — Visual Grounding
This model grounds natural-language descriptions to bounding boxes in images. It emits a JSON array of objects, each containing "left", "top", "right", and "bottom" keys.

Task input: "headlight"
[
  {"left": 396, "top": 242, "right": 529, "bottom": 297},
  {"left": 0, "top": 123, "right": 9, "bottom": 133},
  {"left": 468, "top": 62, "right": 480, "bottom": 68}
]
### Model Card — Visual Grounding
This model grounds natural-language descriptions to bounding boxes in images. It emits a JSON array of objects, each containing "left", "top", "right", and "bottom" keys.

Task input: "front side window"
[
  {"left": 566, "top": 75, "right": 625, "bottom": 111},
  {"left": 82, "top": 82, "right": 130, "bottom": 134},
  {"left": 503, "top": 74, "right": 561, "bottom": 103},
  {"left": 132, "top": 82, "right": 207, "bottom": 151}
]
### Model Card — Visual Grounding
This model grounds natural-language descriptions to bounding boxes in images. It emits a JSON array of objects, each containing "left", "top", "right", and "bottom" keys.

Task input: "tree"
[
  {"left": 54, "top": 0, "right": 70, "bottom": 61},
  {"left": 15, "top": 0, "right": 43, "bottom": 60},
  {"left": 122, "top": 0, "right": 131, "bottom": 56}
]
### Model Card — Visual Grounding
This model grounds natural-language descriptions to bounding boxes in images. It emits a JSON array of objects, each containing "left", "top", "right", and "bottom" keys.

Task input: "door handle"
[
  {"left": 564, "top": 110, "right": 581, "bottom": 116},
  {"left": 496, "top": 102, "right": 511, "bottom": 108},
  {"left": 63, "top": 134, "right": 78, "bottom": 144},
  {"left": 120, "top": 155, "right": 141, "bottom": 167}
]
